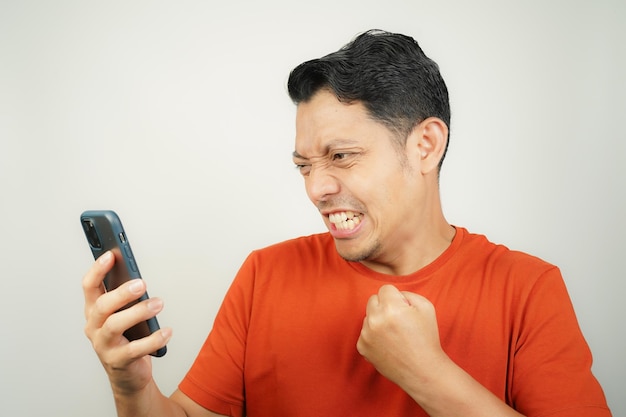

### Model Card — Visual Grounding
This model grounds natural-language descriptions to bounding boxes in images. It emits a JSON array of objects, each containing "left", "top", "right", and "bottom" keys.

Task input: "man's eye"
[
  {"left": 295, "top": 163, "right": 311, "bottom": 176},
  {"left": 332, "top": 153, "right": 356, "bottom": 165}
]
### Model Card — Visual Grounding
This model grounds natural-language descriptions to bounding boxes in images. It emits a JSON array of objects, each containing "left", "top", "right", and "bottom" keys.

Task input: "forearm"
[
  {"left": 402, "top": 356, "right": 524, "bottom": 417},
  {"left": 112, "top": 378, "right": 187, "bottom": 417}
]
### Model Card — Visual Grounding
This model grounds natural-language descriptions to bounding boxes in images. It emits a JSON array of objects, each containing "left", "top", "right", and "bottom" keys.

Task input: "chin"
[{"left": 335, "top": 240, "right": 381, "bottom": 263}]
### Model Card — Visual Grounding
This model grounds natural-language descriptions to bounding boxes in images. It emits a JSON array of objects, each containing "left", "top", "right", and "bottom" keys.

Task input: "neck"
[
  {"left": 361, "top": 220, "right": 456, "bottom": 276},
  {"left": 361, "top": 181, "right": 455, "bottom": 276}
]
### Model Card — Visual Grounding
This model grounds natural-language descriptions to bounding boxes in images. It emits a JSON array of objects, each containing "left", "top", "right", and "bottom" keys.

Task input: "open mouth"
[{"left": 328, "top": 211, "right": 362, "bottom": 231}]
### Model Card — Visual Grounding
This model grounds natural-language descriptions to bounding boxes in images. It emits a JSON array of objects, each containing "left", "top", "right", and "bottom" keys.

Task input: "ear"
[{"left": 411, "top": 117, "right": 449, "bottom": 174}]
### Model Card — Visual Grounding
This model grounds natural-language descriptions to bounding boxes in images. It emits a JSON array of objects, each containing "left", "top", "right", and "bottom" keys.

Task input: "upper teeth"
[{"left": 329, "top": 211, "right": 361, "bottom": 230}]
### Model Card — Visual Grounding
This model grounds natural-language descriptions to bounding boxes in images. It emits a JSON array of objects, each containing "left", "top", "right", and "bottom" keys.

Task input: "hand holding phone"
[{"left": 80, "top": 210, "right": 167, "bottom": 357}]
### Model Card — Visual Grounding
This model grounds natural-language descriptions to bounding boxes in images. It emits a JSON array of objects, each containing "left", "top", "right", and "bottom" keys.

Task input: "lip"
[
  {"left": 320, "top": 208, "right": 363, "bottom": 217},
  {"left": 324, "top": 210, "right": 364, "bottom": 239}
]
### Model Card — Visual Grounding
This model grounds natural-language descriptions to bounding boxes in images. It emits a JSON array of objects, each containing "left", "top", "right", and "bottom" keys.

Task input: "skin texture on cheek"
[{"left": 331, "top": 166, "right": 414, "bottom": 264}]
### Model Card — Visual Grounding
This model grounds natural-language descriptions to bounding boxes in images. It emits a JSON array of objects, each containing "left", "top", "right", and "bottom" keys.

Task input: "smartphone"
[{"left": 80, "top": 210, "right": 166, "bottom": 357}]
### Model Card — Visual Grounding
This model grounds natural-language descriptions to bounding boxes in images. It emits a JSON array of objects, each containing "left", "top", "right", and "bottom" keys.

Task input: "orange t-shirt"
[{"left": 179, "top": 227, "right": 610, "bottom": 416}]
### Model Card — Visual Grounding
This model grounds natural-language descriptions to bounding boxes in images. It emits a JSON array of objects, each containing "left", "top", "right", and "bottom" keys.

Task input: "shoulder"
[
  {"left": 457, "top": 227, "right": 556, "bottom": 267},
  {"left": 454, "top": 227, "right": 561, "bottom": 286},
  {"left": 230, "top": 233, "right": 348, "bottom": 298},
  {"left": 240, "top": 232, "right": 338, "bottom": 272},
  {"left": 451, "top": 228, "right": 573, "bottom": 325},
  {"left": 250, "top": 233, "right": 334, "bottom": 260},
  {"left": 256, "top": 232, "right": 334, "bottom": 255}
]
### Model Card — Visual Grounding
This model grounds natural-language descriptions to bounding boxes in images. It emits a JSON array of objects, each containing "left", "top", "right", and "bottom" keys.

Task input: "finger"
[
  {"left": 90, "top": 294, "right": 164, "bottom": 358},
  {"left": 365, "top": 293, "right": 379, "bottom": 312},
  {"left": 122, "top": 327, "right": 172, "bottom": 360},
  {"left": 102, "top": 297, "right": 164, "bottom": 339},
  {"left": 98, "top": 326, "right": 172, "bottom": 367},
  {"left": 377, "top": 284, "right": 406, "bottom": 305},
  {"left": 356, "top": 330, "right": 368, "bottom": 357},
  {"left": 88, "top": 278, "right": 147, "bottom": 330},
  {"left": 400, "top": 291, "right": 433, "bottom": 310},
  {"left": 82, "top": 251, "right": 115, "bottom": 313}
]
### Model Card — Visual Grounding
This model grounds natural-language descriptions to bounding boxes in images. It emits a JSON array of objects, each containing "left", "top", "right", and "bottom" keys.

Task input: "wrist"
[
  {"left": 111, "top": 378, "right": 159, "bottom": 417},
  {"left": 402, "top": 356, "right": 524, "bottom": 417}
]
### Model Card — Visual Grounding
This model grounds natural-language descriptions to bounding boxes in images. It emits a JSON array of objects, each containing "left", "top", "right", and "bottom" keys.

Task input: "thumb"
[{"left": 400, "top": 291, "right": 432, "bottom": 308}]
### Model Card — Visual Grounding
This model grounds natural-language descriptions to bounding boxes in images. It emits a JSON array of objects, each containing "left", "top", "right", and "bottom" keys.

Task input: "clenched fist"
[{"left": 356, "top": 284, "right": 447, "bottom": 391}]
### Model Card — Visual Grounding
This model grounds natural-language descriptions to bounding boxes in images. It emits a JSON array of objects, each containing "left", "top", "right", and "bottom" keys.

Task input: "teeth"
[{"left": 329, "top": 211, "right": 361, "bottom": 230}]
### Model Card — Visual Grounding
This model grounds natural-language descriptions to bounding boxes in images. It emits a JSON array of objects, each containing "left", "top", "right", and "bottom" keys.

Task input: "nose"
[{"left": 305, "top": 166, "right": 340, "bottom": 203}]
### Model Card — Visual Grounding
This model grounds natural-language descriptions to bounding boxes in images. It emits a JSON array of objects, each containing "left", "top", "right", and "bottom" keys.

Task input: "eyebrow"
[{"left": 292, "top": 139, "right": 360, "bottom": 160}]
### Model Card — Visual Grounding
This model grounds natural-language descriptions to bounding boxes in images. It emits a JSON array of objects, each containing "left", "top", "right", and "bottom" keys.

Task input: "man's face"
[{"left": 293, "top": 90, "right": 427, "bottom": 266}]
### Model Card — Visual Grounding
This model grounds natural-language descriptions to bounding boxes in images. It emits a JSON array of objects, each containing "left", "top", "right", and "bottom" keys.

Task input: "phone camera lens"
[{"left": 82, "top": 219, "right": 102, "bottom": 249}]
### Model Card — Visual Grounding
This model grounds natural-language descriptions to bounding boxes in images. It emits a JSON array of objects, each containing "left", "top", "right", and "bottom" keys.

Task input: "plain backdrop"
[{"left": 1, "top": 1, "right": 624, "bottom": 416}]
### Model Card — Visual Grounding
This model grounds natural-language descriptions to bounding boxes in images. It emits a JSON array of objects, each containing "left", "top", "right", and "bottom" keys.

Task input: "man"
[{"left": 82, "top": 30, "right": 611, "bottom": 416}]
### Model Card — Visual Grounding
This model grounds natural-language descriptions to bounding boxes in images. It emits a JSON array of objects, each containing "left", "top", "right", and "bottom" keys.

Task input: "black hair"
[{"left": 288, "top": 29, "right": 451, "bottom": 168}]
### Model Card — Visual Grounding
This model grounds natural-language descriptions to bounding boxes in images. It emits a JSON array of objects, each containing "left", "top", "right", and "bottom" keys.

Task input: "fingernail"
[
  {"left": 129, "top": 280, "right": 143, "bottom": 294},
  {"left": 161, "top": 328, "right": 172, "bottom": 340},
  {"left": 148, "top": 298, "right": 163, "bottom": 312},
  {"left": 98, "top": 251, "right": 112, "bottom": 264}
]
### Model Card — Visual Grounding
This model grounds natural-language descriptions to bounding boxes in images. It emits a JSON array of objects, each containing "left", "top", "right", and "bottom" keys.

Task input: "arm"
[
  {"left": 82, "top": 251, "right": 226, "bottom": 417},
  {"left": 356, "top": 285, "right": 524, "bottom": 417}
]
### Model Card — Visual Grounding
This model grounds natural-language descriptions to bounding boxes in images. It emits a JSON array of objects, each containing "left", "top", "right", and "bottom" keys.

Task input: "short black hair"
[{"left": 288, "top": 29, "right": 451, "bottom": 168}]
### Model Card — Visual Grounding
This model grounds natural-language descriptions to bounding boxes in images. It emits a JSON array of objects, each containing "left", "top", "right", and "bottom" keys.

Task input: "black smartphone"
[{"left": 80, "top": 210, "right": 166, "bottom": 357}]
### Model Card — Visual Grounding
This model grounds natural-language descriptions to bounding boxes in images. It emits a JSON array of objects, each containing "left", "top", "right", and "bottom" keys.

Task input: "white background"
[{"left": 1, "top": 1, "right": 624, "bottom": 415}]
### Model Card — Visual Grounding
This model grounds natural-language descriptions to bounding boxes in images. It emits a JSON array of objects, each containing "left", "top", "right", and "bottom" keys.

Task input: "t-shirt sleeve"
[
  {"left": 178, "top": 253, "right": 258, "bottom": 417},
  {"left": 511, "top": 267, "right": 611, "bottom": 416}
]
